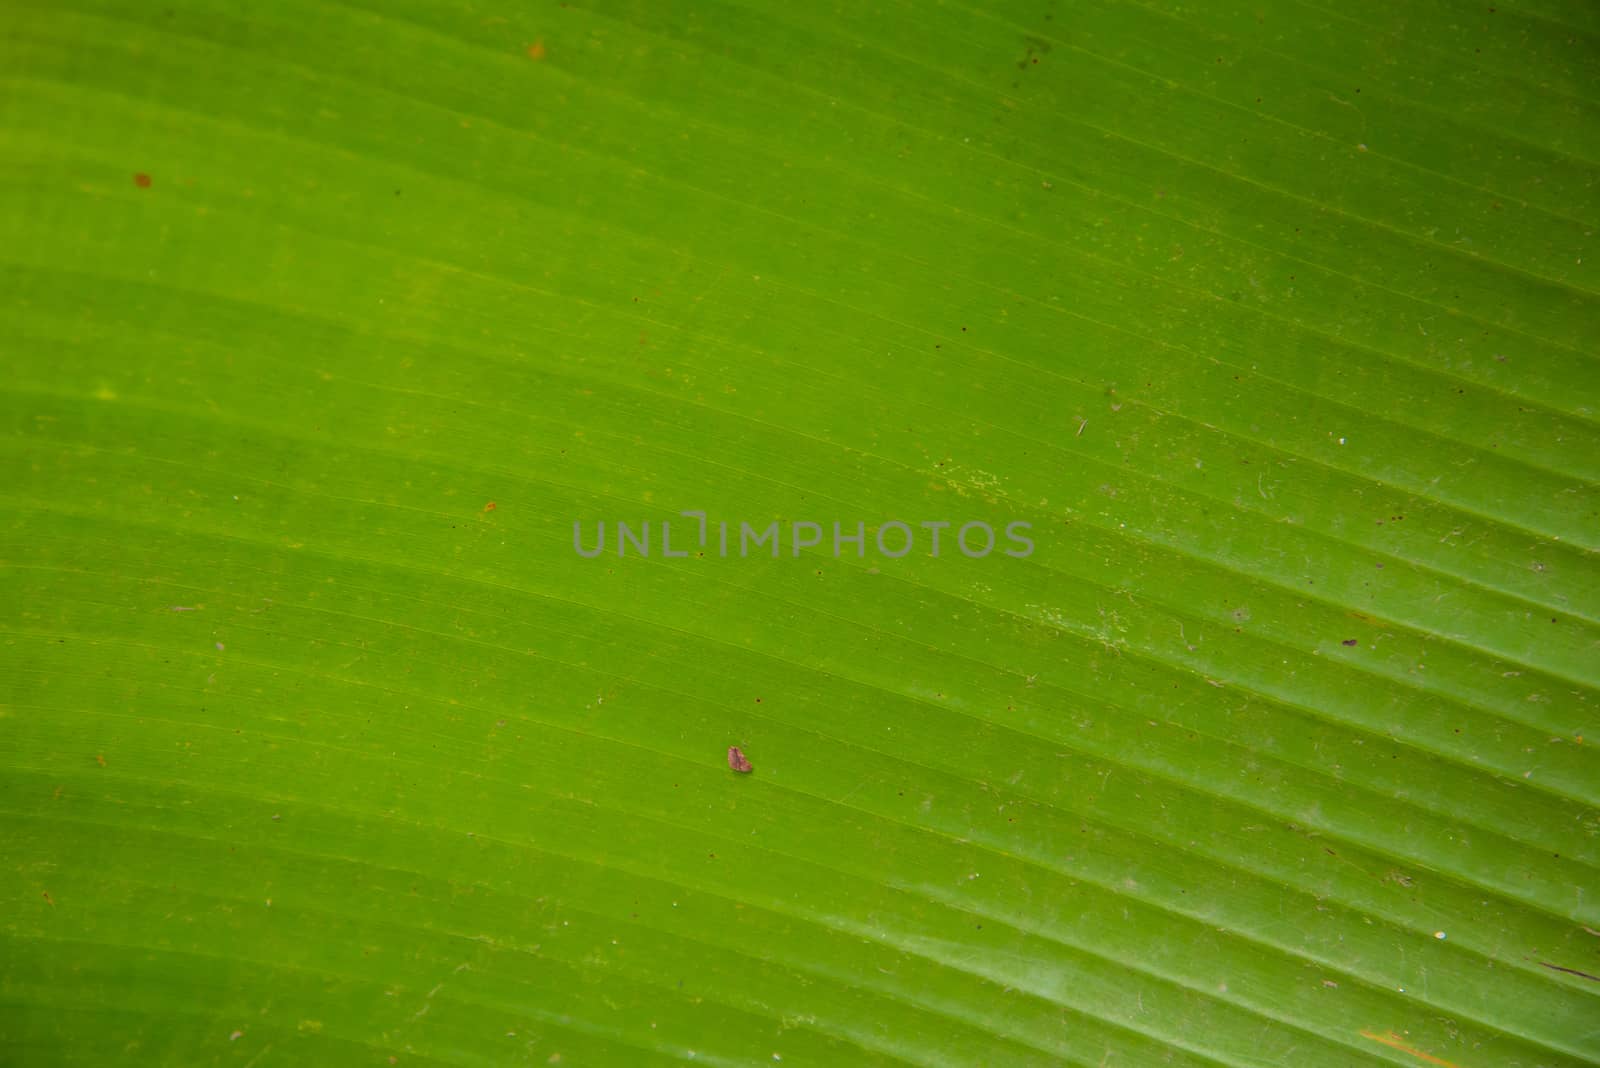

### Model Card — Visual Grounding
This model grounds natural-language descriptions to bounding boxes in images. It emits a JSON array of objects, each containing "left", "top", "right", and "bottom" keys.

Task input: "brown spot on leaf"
[
  {"left": 727, "top": 746, "right": 753, "bottom": 774},
  {"left": 527, "top": 40, "right": 546, "bottom": 61},
  {"left": 134, "top": 173, "right": 151, "bottom": 188}
]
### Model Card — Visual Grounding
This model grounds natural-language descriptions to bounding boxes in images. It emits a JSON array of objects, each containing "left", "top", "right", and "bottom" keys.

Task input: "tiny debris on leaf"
[
  {"left": 134, "top": 172, "right": 151, "bottom": 188},
  {"left": 727, "top": 746, "right": 753, "bottom": 774},
  {"left": 1341, "top": 638, "right": 1358, "bottom": 646}
]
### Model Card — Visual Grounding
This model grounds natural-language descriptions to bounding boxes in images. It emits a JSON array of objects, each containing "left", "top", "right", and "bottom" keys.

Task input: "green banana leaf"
[{"left": 2, "top": 1, "right": 1597, "bottom": 1065}]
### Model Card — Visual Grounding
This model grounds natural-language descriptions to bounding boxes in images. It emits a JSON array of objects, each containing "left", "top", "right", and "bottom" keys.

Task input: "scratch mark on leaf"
[{"left": 1358, "top": 1030, "right": 1462, "bottom": 1067}]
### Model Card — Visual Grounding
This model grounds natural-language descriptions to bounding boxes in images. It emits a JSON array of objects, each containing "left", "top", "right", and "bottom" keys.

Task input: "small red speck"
[
  {"left": 727, "top": 746, "right": 753, "bottom": 774},
  {"left": 484, "top": 501, "right": 497, "bottom": 512},
  {"left": 527, "top": 40, "right": 546, "bottom": 61},
  {"left": 134, "top": 173, "right": 151, "bottom": 188}
]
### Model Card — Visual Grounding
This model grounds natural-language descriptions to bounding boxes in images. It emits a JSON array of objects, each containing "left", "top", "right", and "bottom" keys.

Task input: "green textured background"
[{"left": 2, "top": 1, "right": 1597, "bottom": 1065}]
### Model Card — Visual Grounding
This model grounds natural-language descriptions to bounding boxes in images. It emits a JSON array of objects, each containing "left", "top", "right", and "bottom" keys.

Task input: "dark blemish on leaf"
[
  {"left": 1538, "top": 961, "right": 1600, "bottom": 983},
  {"left": 483, "top": 501, "right": 497, "bottom": 512},
  {"left": 1017, "top": 36, "right": 1050, "bottom": 69},
  {"left": 41, "top": 890, "right": 54, "bottom": 906},
  {"left": 1342, "top": 639, "right": 1358, "bottom": 647},
  {"left": 134, "top": 173, "right": 151, "bottom": 188},
  {"left": 727, "top": 746, "right": 753, "bottom": 773}
]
